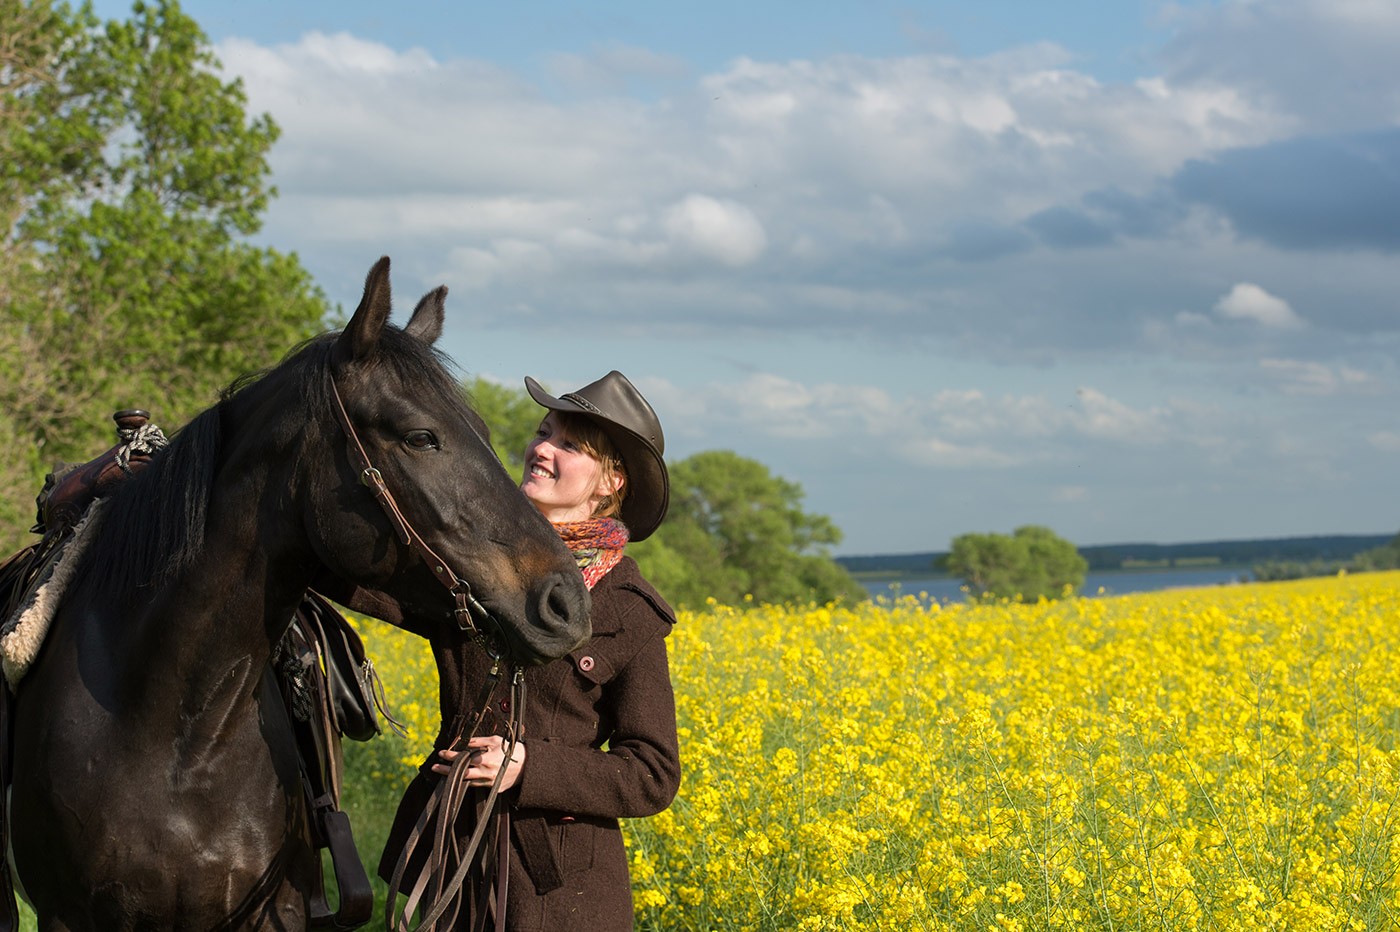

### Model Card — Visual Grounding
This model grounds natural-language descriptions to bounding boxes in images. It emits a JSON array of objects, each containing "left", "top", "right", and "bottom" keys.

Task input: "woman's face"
[{"left": 520, "top": 412, "right": 620, "bottom": 523}]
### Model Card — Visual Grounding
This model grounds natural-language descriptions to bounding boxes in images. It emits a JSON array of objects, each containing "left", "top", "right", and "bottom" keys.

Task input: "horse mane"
[
  {"left": 76, "top": 400, "right": 225, "bottom": 597},
  {"left": 75, "top": 324, "right": 477, "bottom": 598}
]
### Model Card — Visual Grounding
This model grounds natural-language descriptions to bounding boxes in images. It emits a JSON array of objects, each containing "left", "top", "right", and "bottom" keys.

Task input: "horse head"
[{"left": 308, "top": 257, "right": 590, "bottom": 665}]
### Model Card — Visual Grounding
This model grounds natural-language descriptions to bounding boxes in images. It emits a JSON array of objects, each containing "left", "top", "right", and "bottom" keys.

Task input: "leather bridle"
[
  {"left": 328, "top": 377, "right": 501, "bottom": 653},
  {"left": 329, "top": 375, "right": 522, "bottom": 931}
]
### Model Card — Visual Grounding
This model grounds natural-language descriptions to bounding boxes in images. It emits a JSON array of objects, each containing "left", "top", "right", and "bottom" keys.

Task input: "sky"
[{"left": 91, "top": 0, "right": 1400, "bottom": 555}]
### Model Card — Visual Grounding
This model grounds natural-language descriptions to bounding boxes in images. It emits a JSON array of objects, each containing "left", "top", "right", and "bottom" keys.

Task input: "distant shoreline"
[
  {"left": 837, "top": 532, "right": 1391, "bottom": 577},
  {"left": 849, "top": 562, "right": 1255, "bottom": 583}
]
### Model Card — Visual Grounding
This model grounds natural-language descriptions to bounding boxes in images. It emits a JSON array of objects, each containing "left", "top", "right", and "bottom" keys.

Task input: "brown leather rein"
[{"left": 328, "top": 378, "right": 522, "bottom": 931}]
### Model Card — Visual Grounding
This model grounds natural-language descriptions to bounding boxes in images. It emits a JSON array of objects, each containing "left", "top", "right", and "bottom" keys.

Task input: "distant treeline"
[{"left": 838, "top": 534, "right": 1395, "bottom": 578}]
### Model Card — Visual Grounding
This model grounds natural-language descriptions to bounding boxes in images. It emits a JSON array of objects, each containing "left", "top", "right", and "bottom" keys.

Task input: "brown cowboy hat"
[{"left": 524, "top": 370, "right": 669, "bottom": 541}]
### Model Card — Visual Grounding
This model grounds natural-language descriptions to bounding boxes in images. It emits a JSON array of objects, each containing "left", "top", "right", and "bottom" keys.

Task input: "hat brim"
[{"left": 525, "top": 377, "right": 670, "bottom": 541}]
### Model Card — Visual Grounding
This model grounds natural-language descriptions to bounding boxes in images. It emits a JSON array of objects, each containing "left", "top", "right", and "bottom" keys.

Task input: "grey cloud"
[
  {"left": 1171, "top": 128, "right": 1400, "bottom": 252},
  {"left": 1021, "top": 186, "right": 1186, "bottom": 249},
  {"left": 1079, "top": 187, "right": 1183, "bottom": 239},
  {"left": 1160, "top": 0, "right": 1400, "bottom": 132},
  {"left": 1024, "top": 205, "right": 1115, "bottom": 248},
  {"left": 1017, "top": 125, "right": 1400, "bottom": 256},
  {"left": 941, "top": 222, "right": 1033, "bottom": 262}
]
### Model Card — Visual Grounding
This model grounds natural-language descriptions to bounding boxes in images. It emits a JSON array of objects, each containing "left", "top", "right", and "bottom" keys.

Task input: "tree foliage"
[
  {"left": 634, "top": 450, "right": 865, "bottom": 610},
  {"left": 466, "top": 378, "right": 864, "bottom": 610},
  {"left": 1351, "top": 532, "right": 1400, "bottom": 572},
  {"left": 0, "top": 0, "right": 331, "bottom": 549},
  {"left": 1252, "top": 531, "right": 1400, "bottom": 581},
  {"left": 464, "top": 376, "right": 545, "bottom": 475},
  {"left": 945, "top": 525, "right": 1088, "bottom": 602}
]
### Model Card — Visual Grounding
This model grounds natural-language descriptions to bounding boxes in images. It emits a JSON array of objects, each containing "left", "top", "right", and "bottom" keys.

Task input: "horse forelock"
[{"left": 370, "top": 325, "right": 478, "bottom": 419}]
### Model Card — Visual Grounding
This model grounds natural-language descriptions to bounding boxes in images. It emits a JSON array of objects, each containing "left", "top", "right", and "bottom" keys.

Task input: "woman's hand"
[{"left": 432, "top": 735, "right": 526, "bottom": 791}]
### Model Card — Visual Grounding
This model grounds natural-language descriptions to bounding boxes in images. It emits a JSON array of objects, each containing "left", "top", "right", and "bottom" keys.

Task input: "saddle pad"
[{"left": 0, "top": 501, "right": 106, "bottom": 690}]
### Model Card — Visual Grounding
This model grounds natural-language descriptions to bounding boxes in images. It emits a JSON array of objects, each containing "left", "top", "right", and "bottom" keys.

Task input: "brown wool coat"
[{"left": 378, "top": 556, "right": 680, "bottom": 931}]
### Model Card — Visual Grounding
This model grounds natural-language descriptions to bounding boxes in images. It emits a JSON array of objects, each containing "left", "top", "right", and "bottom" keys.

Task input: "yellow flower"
[{"left": 340, "top": 571, "right": 1400, "bottom": 932}]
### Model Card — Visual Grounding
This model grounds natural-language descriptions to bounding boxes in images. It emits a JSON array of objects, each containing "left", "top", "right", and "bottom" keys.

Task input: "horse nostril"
[{"left": 536, "top": 573, "right": 590, "bottom": 645}]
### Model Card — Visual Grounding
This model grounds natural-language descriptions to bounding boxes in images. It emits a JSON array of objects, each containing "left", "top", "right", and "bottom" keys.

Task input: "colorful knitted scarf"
[{"left": 554, "top": 517, "right": 629, "bottom": 590}]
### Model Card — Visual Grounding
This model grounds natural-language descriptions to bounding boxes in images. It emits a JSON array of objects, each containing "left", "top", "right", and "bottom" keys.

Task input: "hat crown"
[{"left": 558, "top": 371, "right": 664, "bottom": 455}]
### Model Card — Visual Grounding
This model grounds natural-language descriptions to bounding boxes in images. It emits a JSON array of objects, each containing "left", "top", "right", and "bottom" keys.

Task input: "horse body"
[
  {"left": 15, "top": 499, "right": 316, "bottom": 929},
  {"left": 9, "top": 258, "right": 590, "bottom": 931}
]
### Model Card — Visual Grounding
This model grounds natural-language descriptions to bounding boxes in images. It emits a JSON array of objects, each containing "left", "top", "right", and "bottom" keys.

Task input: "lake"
[{"left": 860, "top": 566, "right": 1253, "bottom": 604}]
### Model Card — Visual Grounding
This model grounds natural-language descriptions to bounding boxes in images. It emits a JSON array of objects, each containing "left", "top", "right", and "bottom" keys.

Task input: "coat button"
[
  {"left": 578, "top": 655, "right": 595, "bottom": 672},
  {"left": 500, "top": 699, "right": 511, "bottom": 713}
]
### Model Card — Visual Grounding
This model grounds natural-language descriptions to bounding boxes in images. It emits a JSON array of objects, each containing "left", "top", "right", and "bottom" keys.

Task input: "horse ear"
[
  {"left": 405, "top": 286, "right": 447, "bottom": 345},
  {"left": 333, "top": 256, "right": 393, "bottom": 366}
]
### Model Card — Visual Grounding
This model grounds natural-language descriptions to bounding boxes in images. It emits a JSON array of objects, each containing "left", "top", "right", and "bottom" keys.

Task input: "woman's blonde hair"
[{"left": 554, "top": 412, "right": 628, "bottom": 519}]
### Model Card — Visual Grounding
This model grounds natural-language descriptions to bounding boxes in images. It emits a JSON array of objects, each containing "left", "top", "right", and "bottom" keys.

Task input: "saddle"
[{"left": 0, "top": 410, "right": 395, "bottom": 931}]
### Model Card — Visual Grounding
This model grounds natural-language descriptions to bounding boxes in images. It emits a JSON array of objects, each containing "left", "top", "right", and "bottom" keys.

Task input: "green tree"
[
  {"left": 0, "top": 0, "right": 332, "bottom": 549},
  {"left": 464, "top": 376, "right": 545, "bottom": 474},
  {"left": 632, "top": 450, "right": 864, "bottom": 609},
  {"left": 1350, "top": 531, "right": 1400, "bottom": 572},
  {"left": 945, "top": 525, "right": 1087, "bottom": 602}
]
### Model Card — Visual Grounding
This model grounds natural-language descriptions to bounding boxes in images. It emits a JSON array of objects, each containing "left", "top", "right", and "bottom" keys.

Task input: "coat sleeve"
[{"left": 513, "top": 620, "right": 681, "bottom": 819}]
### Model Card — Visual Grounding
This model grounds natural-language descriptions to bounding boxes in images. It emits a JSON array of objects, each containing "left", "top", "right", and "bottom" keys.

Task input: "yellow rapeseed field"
[{"left": 353, "top": 571, "right": 1400, "bottom": 931}]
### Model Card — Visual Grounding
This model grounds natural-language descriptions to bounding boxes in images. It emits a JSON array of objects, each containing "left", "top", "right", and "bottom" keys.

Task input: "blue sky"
[{"left": 91, "top": 0, "right": 1400, "bottom": 555}]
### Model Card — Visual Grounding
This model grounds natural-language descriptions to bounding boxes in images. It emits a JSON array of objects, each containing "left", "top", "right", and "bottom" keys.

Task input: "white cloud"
[
  {"left": 1367, "top": 430, "right": 1400, "bottom": 451},
  {"left": 1160, "top": 0, "right": 1400, "bottom": 132},
  {"left": 208, "top": 22, "right": 1391, "bottom": 366},
  {"left": 662, "top": 195, "right": 768, "bottom": 266},
  {"left": 908, "top": 437, "right": 1019, "bottom": 469},
  {"left": 684, "top": 373, "right": 897, "bottom": 440},
  {"left": 198, "top": 17, "right": 1400, "bottom": 557},
  {"left": 1259, "top": 358, "right": 1375, "bottom": 395},
  {"left": 219, "top": 28, "right": 1284, "bottom": 263},
  {"left": 1071, "top": 387, "right": 1173, "bottom": 442},
  {"left": 660, "top": 375, "right": 1219, "bottom": 475},
  {"left": 1213, "top": 282, "right": 1305, "bottom": 328}
]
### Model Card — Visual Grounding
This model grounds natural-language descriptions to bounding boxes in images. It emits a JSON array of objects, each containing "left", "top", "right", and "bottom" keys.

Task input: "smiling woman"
[
  {"left": 519, "top": 411, "right": 626, "bottom": 524},
  {"left": 380, "top": 370, "right": 682, "bottom": 931}
]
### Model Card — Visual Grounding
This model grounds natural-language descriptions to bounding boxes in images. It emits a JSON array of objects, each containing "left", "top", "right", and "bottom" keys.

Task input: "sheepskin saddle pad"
[{"left": 0, "top": 501, "right": 106, "bottom": 691}]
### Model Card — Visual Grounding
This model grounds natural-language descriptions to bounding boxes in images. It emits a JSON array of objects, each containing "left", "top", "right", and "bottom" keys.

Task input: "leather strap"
[
  {"left": 493, "top": 808, "right": 511, "bottom": 932},
  {"left": 386, "top": 668, "right": 526, "bottom": 932},
  {"left": 315, "top": 810, "right": 374, "bottom": 930}
]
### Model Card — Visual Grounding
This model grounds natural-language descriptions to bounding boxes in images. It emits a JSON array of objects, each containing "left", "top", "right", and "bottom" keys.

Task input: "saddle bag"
[
  {"left": 292, "top": 589, "right": 404, "bottom": 742},
  {"left": 274, "top": 593, "right": 402, "bottom": 931}
]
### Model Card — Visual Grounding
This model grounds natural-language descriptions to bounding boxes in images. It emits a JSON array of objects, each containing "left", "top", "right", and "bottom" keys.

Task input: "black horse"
[{"left": 8, "top": 258, "right": 591, "bottom": 931}]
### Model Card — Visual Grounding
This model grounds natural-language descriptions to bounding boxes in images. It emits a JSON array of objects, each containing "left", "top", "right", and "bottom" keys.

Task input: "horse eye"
[{"left": 404, "top": 430, "right": 439, "bottom": 450}]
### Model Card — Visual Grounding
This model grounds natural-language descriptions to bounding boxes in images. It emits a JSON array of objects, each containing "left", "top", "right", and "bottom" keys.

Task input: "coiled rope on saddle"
[{"left": 113, "top": 418, "right": 169, "bottom": 471}]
